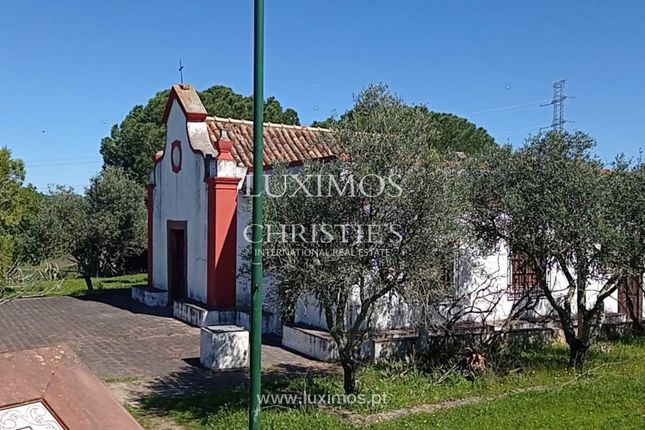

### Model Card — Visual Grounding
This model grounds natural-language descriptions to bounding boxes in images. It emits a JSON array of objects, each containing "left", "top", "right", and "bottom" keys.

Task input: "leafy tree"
[
  {"left": 263, "top": 87, "right": 469, "bottom": 393},
  {"left": 0, "top": 147, "right": 39, "bottom": 276},
  {"left": 101, "top": 85, "right": 300, "bottom": 183},
  {"left": 15, "top": 187, "right": 68, "bottom": 265},
  {"left": 312, "top": 84, "right": 496, "bottom": 155},
  {"left": 468, "top": 131, "right": 632, "bottom": 367},
  {"left": 28, "top": 168, "right": 147, "bottom": 290},
  {"left": 88, "top": 167, "right": 146, "bottom": 264},
  {"left": 605, "top": 157, "right": 645, "bottom": 334}
]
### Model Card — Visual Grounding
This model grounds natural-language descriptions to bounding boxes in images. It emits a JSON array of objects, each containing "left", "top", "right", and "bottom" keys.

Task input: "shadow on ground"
[
  {"left": 74, "top": 288, "right": 173, "bottom": 317},
  {"left": 135, "top": 353, "right": 338, "bottom": 399},
  {"left": 133, "top": 360, "right": 341, "bottom": 427}
]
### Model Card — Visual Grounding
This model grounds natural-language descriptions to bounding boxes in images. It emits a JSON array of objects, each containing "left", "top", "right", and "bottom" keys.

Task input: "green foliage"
[
  {"left": 424, "top": 111, "right": 496, "bottom": 154},
  {"left": 262, "top": 86, "right": 471, "bottom": 394},
  {"left": 15, "top": 186, "right": 76, "bottom": 264},
  {"left": 373, "top": 343, "right": 645, "bottom": 429},
  {"left": 312, "top": 84, "right": 496, "bottom": 155},
  {"left": 0, "top": 263, "right": 62, "bottom": 303},
  {"left": 73, "top": 167, "right": 146, "bottom": 287},
  {"left": 131, "top": 340, "right": 645, "bottom": 429},
  {"left": 101, "top": 85, "right": 301, "bottom": 183},
  {"left": 0, "top": 147, "right": 39, "bottom": 275},
  {"left": 30, "top": 273, "right": 147, "bottom": 297},
  {"left": 24, "top": 168, "right": 147, "bottom": 289},
  {"left": 134, "top": 378, "right": 354, "bottom": 430},
  {"left": 605, "top": 156, "right": 645, "bottom": 275},
  {"left": 467, "top": 131, "right": 640, "bottom": 367},
  {"left": 84, "top": 166, "right": 147, "bottom": 273}
]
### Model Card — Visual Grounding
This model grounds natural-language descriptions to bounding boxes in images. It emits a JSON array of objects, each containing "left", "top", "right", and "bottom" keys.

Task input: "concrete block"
[
  {"left": 200, "top": 325, "right": 249, "bottom": 370},
  {"left": 174, "top": 301, "right": 208, "bottom": 326},
  {"left": 131, "top": 286, "right": 168, "bottom": 307}
]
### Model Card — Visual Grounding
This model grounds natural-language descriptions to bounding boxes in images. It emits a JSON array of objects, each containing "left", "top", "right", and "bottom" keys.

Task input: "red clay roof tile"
[{"left": 206, "top": 116, "right": 339, "bottom": 169}]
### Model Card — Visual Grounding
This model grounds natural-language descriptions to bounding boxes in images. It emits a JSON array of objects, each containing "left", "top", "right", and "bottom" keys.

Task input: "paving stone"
[{"left": 0, "top": 290, "right": 329, "bottom": 381}]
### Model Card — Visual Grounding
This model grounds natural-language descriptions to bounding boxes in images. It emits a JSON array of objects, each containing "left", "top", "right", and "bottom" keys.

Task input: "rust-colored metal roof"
[{"left": 206, "top": 116, "right": 340, "bottom": 169}]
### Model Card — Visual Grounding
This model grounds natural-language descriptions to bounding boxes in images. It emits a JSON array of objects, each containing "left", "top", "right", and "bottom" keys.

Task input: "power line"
[
  {"left": 497, "top": 124, "right": 545, "bottom": 134},
  {"left": 23, "top": 155, "right": 98, "bottom": 163},
  {"left": 465, "top": 99, "right": 551, "bottom": 116},
  {"left": 26, "top": 160, "right": 100, "bottom": 168}
]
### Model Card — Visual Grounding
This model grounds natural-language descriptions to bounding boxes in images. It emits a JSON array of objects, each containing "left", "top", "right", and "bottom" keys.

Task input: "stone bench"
[{"left": 200, "top": 325, "right": 249, "bottom": 370}]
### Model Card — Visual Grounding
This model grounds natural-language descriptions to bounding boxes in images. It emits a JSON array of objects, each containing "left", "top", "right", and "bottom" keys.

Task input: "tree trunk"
[
  {"left": 83, "top": 275, "right": 94, "bottom": 291},
  {"left": 632, "top": 319, "right": 645, "bottom": 336},
  {"left": 341, "top": 360, "right": 358, "bottom": 395},
  {"left": 568, "top": 338, "right": 588, "bottom": 369}
]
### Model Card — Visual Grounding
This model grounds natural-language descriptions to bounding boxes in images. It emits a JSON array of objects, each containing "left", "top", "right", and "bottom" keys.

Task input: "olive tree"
[
  {"left": 25, "top": 168, "right": 147, "bottom": 290},
  {"left": 262, "top": 88, "right": 469, "bottom": 393},
  {"left": 468, "top": 131, "right": 632, "bottom": 367},
  {"left": 605, "top": 157, "right": 645, "bottom": 334}
]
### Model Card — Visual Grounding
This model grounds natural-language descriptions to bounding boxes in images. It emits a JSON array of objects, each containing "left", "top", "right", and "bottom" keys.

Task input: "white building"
[
  {"left": 132, "top": 84, "right": 336, "bottom": 333},
  {"left": 132, "top": 84, "right": 643, "bottom": 361}
]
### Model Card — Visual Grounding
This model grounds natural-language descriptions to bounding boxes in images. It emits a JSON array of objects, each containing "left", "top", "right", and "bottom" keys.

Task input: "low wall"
[
  {"left": 131, "top": 286, "right": 168, "bottom": 307},
  {"left": 284, "top": 319, "right": 645, "bottom": 365},
  {"left": 173, "top": 300, "right": 281, "bottom": 334},
  {"left": 282, "top": 326, "right": 416, "bottom": 364},
  {"left": 282, "top": 326, "right": 338, "bottom": 361}
]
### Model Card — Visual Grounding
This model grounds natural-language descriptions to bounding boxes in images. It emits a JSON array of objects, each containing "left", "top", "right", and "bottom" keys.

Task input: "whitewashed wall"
[
  {"left": 292, "top": 239, "right": 628, "bottom": 331},
  {"left": 236, "top": 183, "right": 281, "bottom": 320},
  {"left": 233, "top": 170, "right": 630, "bottom": 330},
  {"left": 464, "top": 241, "right": 621, "bottom": 323},
  {"left": 236, "top": 193, "right": 252, "bottom": 307},
  {"left": 151, "top": 99, "right": 209, "bottom": 303}
]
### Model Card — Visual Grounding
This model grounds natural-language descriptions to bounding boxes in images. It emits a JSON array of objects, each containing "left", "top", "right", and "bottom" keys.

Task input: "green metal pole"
[{"left": 249, "top": 0, "right": 265, "bottom": 428}]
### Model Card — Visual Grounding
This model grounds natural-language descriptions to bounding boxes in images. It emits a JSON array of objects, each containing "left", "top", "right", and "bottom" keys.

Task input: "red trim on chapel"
[{"left": 206, "top": 176, "right": 241, "bottom": 308}]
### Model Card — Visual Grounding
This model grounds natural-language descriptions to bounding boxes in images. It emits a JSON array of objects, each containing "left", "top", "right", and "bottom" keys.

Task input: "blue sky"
[{"left": 2, "top": 0, "right": 644, "bottom": 191}]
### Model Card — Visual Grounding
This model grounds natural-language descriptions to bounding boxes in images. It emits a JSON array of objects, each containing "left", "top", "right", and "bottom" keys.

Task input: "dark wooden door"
[
  {"left": 618, "top": 276, "right": 642, "bottom": 321},
  {"left": 167, "top": 220, "right": 187, "bottom": 301}
]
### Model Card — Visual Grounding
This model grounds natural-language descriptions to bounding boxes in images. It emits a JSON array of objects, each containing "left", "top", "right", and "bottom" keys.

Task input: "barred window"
[
  {"left": 508, "top": 250, "right": 541, "bottom": 299},
  {"left": 435, "top": 258, "right": 460, "bottom": 303},
  {"left": 442, "top": 259, "right": 457, "bottom": 289}
]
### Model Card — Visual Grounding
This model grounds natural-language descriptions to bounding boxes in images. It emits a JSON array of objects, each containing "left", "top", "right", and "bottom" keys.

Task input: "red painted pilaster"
[
  {"left": 146, "top": 184, "right": 155, "bottom": 288},
  {"left": 206, "top": 176, "right": 241, "bottom": 308}
]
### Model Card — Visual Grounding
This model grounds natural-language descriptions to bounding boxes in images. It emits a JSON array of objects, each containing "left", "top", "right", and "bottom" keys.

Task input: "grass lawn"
[
  {"left": 373, "top": 371, "right": 645, "bottom": 429},
  {"left": 131, "top": 339, "right": 645, "bottom": 429},
  {"left": 31, "top": 273, "right": 147, "bottom": 297}
]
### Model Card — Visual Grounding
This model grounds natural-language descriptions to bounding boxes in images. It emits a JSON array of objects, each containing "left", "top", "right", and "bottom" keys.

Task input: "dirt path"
[
  {"left": 330, "top": 385, "right": 550, "bottom": 427},
  {"left": 135, "top": 415, "right": 186, "bottom": 430}
]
